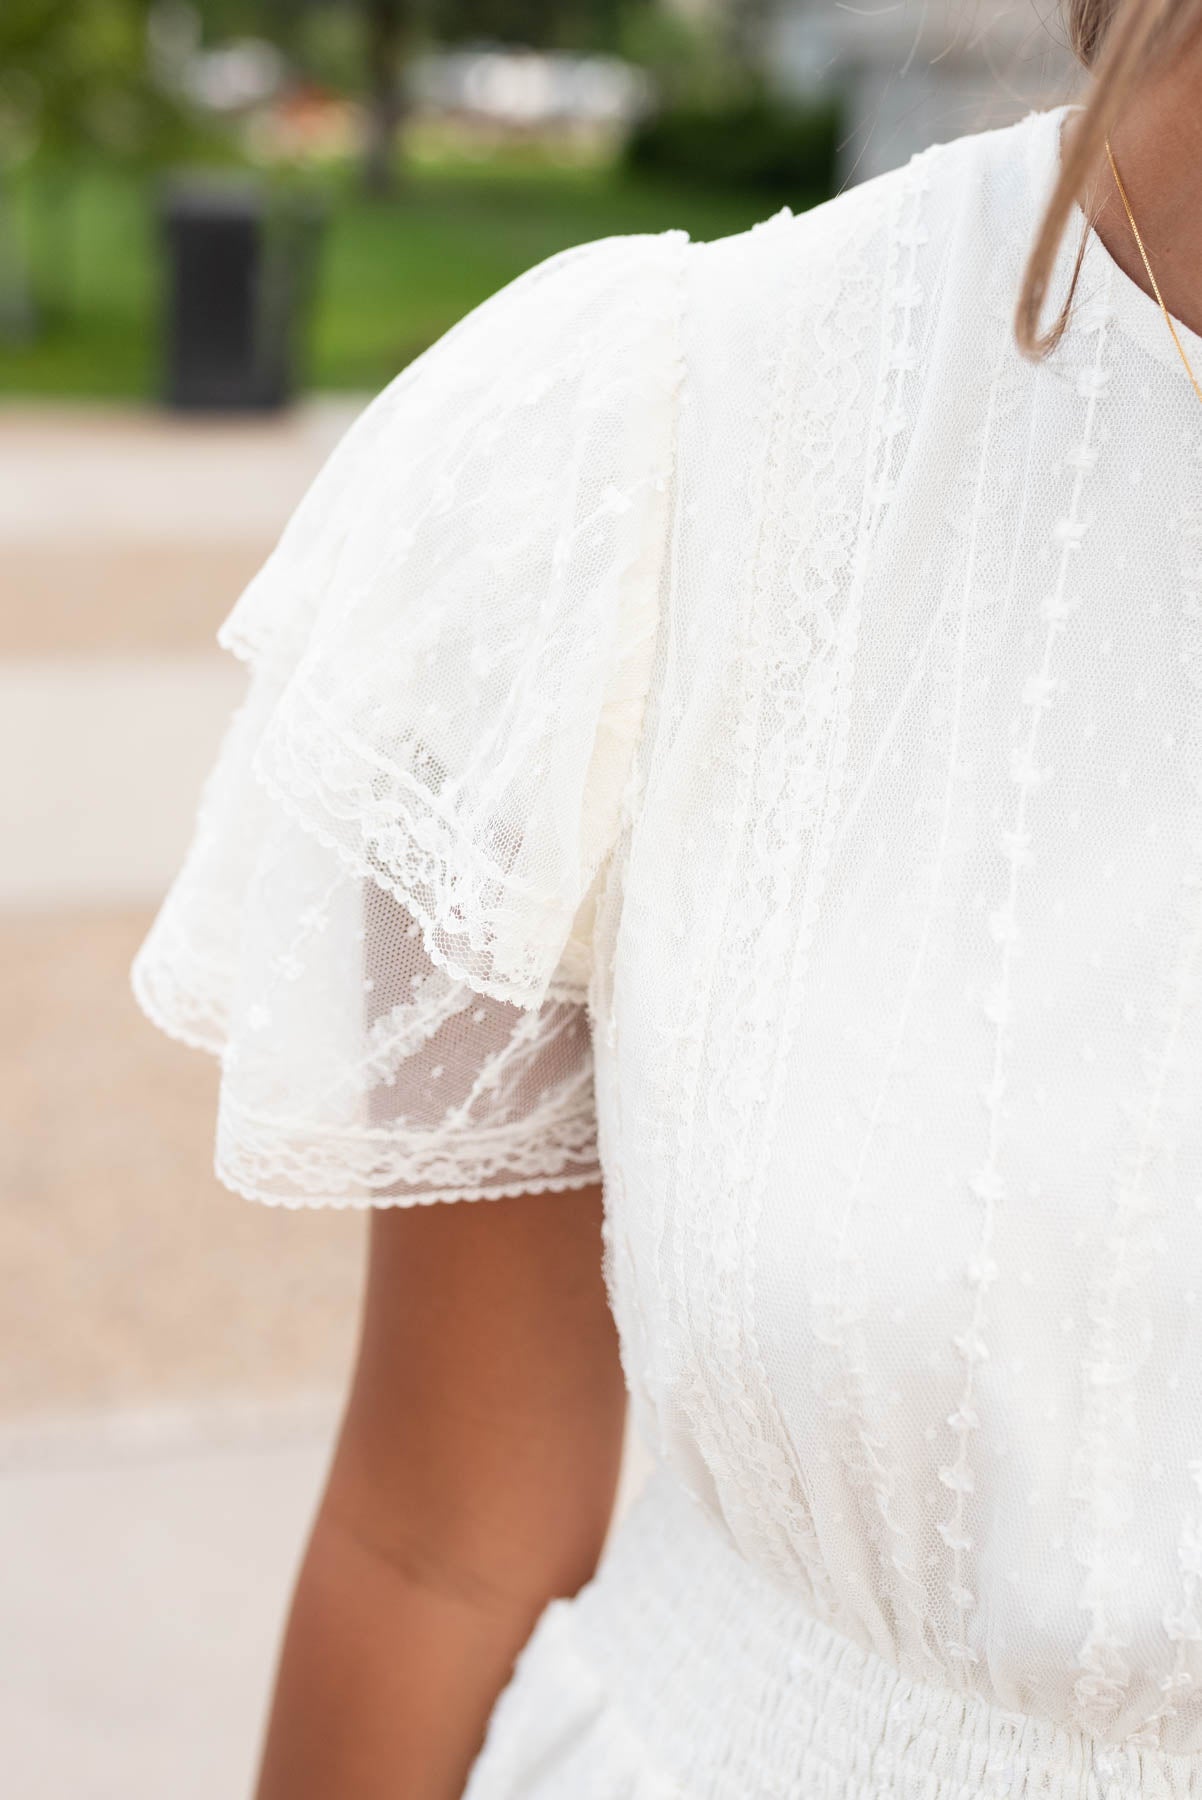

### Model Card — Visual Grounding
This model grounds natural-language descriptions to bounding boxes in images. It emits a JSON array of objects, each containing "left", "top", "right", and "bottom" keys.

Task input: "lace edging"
[
  {"left": 213, "top": 1161, "right": 604, "bottom": 1210},
  {"left": 133, "top": 934, "right": 606, "bottom": 1211},
  {"left": 130, "top": 933, "right": 229, "bottom": 1058}
]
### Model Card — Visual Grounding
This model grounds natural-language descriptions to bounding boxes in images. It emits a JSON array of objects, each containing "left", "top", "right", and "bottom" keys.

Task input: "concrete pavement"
[
  {"left": 2, "top": 1401, "right": 337, "bottom": 1800},
  {"left": 2, "top": 402, "right": 360, "bottom": 1797}
]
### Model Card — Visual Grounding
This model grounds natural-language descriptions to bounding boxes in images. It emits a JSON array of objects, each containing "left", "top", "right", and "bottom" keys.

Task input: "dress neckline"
[{"left": 1024, "top": 99, "right": 1202, "bottom": 376}]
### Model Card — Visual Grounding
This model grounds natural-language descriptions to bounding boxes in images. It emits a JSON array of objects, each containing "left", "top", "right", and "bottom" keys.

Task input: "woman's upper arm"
[{"left": 327, "top": 1185, "right": 626, "bottom": 1603}]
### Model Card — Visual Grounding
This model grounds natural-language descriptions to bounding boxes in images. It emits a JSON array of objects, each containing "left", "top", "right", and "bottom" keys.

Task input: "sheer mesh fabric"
[{"left": 133, "top": 229, "right": 687, "bottom": 1204}]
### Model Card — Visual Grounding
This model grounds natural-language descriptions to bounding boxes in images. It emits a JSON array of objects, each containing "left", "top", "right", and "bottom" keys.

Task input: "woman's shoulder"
[
  {"left": 400, "top": 104, "right": 1061, "bottom": 379},
  {"left": 682, "top": 103, "right": 1065, "bottom": 332}
]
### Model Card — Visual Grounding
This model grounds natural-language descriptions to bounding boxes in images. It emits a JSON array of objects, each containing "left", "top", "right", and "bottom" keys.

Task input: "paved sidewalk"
[
  {"left": 0, "top": 656, "right": 246, "bottom": 907},
  {"left": 2, "top": 403, "right": 368, "bottom": 1789},
  {"left": 3, "top": 1402, "right": 337, "bottom": 1800},
  {"left": 0, "top": 400, "right": 363, "bottom": 654}
]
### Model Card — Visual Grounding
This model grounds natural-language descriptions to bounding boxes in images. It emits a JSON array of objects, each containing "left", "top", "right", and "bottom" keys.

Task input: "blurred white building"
[
  {"left": 759, "top": 0, "right": 1079, "bottom": 183},
  {"left": 407, "top": 46, "right": 654, "bottom": 133}
]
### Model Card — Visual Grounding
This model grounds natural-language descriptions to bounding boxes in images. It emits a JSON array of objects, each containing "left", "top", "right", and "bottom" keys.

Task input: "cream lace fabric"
[
  {"left": 134, "top": 228, "right": 683, "bottom": 1205},
  {"left": 136, "top": 102, "right": 1202, "bottom": 1795}
]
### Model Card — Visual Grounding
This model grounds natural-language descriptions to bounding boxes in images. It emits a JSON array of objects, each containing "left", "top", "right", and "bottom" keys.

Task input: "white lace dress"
[{"left": 134, "top": 101, "right": 1202, "bottom": 1797}]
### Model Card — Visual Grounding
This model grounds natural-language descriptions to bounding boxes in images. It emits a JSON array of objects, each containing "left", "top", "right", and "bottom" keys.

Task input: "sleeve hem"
[
  {"left": 130, "top": 933, "right": 229, "bottom": 1059},
  {"left": 213, "top": 1162, "right": 605, "bottom": 1210},
  {"left": 213, "top": 1073, "right": 602, "bottom": 1210}
]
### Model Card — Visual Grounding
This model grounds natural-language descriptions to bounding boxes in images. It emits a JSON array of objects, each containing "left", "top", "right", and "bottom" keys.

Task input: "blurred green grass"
[{"left": 1, "top": 156, "right": 786, "bottom": 399}]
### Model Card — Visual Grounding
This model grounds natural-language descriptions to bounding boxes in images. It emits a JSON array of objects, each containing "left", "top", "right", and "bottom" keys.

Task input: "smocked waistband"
[{"left": 554, "top": 1464, "right": 1202, "bottom": 1800}]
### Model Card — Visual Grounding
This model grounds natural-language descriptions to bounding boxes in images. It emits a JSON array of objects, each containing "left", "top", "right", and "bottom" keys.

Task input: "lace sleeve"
[{"left": 131, "top": 228, "right": 689, "bottom": 1207}]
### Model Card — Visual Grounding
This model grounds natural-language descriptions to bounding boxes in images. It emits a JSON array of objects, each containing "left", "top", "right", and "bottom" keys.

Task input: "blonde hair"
[{"left": 1014, "top": 0, "right": 1202, "bottom": 358}]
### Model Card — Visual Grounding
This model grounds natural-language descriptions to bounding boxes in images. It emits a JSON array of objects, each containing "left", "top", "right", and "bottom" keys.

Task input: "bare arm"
[{"left": 253, "top": 1183, "right": 625, "bottom": 1800}]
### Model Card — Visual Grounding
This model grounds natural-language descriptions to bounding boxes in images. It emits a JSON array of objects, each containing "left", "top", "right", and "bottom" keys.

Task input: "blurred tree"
[
  {"left": 616, "top": 0, "right": 734, "bottom": 110},
  {"left": 0, "top": 0, "right": 190, "bottom": 332},
  {"left": 291, "top": 3, "right": 367, "bottom": 93},
  {"left": 431, "top": 0, "right": 621, "bottom": 53},
  {"left": 625, "top": 89, "right": 840, "bottom": 197},
  {"left": 362, "top": 0, "right": 407, "bottom": 193},
  {"left": 192, "top": 0, "right": 414, "bottom": 196},
  {"left": 0, "top": 0, "right": 185, "bottom": 166},
  {"left": 723, "top": 0, "right": 773, "bottom": 74}
]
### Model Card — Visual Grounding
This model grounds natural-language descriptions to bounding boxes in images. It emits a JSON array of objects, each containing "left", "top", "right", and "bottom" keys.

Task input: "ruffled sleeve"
[{"left": 131, "top": 228, "right": 689, "bottom": 1207}]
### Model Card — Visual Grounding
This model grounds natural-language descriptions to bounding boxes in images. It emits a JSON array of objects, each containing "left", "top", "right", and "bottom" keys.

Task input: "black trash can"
[{"left": 159, "top": 175, "right": 323, "bottom": 411}]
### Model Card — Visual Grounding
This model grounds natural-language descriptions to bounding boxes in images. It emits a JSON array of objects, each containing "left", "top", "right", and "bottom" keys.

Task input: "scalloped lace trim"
[{"left": 215, "top": 1164, "right": 604, "bottom": 1211}]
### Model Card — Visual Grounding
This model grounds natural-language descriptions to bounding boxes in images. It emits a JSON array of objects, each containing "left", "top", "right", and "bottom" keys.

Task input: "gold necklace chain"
[{"left": 1105, "top": 135, "right": 1202, "bottom": 409}]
